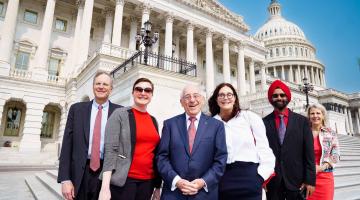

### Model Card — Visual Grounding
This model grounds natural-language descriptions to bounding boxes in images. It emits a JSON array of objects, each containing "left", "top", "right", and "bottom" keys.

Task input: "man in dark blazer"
[
  {"left": 263, "top": 80, "right": 315, "bottom": 200},
  {"left": 58, "top": 71, "right": 121, "bottom": 200},
  {"left": 157, "top": 85, "right": 227, "bottom": 200}
]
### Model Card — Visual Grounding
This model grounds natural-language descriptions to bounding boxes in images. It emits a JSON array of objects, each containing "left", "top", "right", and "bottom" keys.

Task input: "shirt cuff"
[
  {"left": 201, "top": 179, "right": 208, "bottom": 192},
  {"left": 61, "top": 180, "right": 72, "bottom": 184},
  {"left": 171, "top": 175, "right": 181, "bottom": 191}
]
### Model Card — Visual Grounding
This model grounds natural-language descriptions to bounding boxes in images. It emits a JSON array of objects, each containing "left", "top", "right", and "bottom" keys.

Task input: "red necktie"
[
  {"left": 188, "top": 117, "right": 196, "bottom": 153},
  {"left": 90, "top": 105, "right": 102, "bottom": 171}
]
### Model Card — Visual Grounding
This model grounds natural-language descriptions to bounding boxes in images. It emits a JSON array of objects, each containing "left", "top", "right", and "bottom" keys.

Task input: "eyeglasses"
[
  {"left": 272, "top": 93, "right": 286, "bottom": 98},
  {"left": 183, "top": 93, "right": 202, "bottom": 101},
  {"left": 134, "top": 87, "right": 153, "bottom": 94},
  {"left": 218, "top": 93, "right": 234, "bottom": 99}
]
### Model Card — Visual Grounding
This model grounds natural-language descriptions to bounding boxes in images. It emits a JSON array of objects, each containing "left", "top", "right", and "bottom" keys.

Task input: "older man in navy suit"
[{"left": 157, "top": 85, "right": 227, "bottom": 200}]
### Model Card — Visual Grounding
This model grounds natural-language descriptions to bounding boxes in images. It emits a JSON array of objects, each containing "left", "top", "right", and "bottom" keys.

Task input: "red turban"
[{"left": 267, "top": 80, "right": 292, "bottom": 103}]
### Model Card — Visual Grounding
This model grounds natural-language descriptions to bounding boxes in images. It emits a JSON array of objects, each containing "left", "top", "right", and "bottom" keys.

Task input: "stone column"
[
  {"left": 280, "top": 65, "right": 285, "bottom": 80},
  {"left": 261, "top": 64, "right": 267, "bottom": 91},
  {"left": 128, "top": 16, "right": 138, "bottom": 51},
  {"left": 164, "top": 15, "right": 174, "bottom": 58},
  {"left": 314, "top": 67, "right": 319, "bottom": 85},
  {"left": 273, "top": 66, "right": 278, "bottom": 78},
  {"left": 344, "top": 107, "right": 350, "bottom": 134},
  {"left": 141, "top": 4, "right": 151, "bottom": 28},
  {"left": 249, "top": 59, "right": 256, "bottom": 93},
  {"left": 297, "top": 65, "right": 301, "bottom": 83},
  {"left": 222, "top": 36, "right": 231, "bottom": 83},
  {"left": 31, "top": 0, "right": 57, "bottom": 81},
  {"left": 205, "top": 29, "right": 215, "bottom": 98},
  {"left": 355, "top": 109, "right": 360, "bottom": 135},
  {"left": 78, "top": 0, "right": 94, "bottom": 66},
  {"left": 289, "top": 65, "right": 294, "bottom": 82},
  {"left": 193, "top": 41, "right": 198, "bottom": 64},
  {"left": 174, "top": 36, "right": 180, "bottom": 58},
  {"left": 66, "top": 0, "right": 84, "bottom": 76},
  {"left": 0, "top": 0, "right": 20, "bottom": 76},
  {"left": 19, "top": 102, "right": 46, "bottom": 152},
  {"left": 321, "top": 70, "right": 326, "bottom": 87},
  {"left": 305, "top": 66, "right": 309, "bottom": 79},
  {"left": 186, "top": 23, "right": 194, "bottom": 63},
  {"left": 348, "top": 108, "right": 354, "bottom": 134},
  {"left": 237, "top": 42, "right": 246, "bottom": 96},
  {"left": 103, "top": 8, "right": 113, "bottom": 44},
  {"left": 311, "top": 66, "right": 315, "bottom": 84},
  {"left": 112, "top": 0, "right": 124, "bottom": 46}
]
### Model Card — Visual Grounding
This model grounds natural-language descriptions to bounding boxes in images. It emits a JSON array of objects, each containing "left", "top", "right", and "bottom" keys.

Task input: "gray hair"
[
  {"left": 93, "top": 70, "right": 113, "bottom": 88},
  {"left": 307, "top": 103, "right": 328, "bottom": 126},
  {"left": 180, "top": 85, "right": 203, "bottom": 99}
]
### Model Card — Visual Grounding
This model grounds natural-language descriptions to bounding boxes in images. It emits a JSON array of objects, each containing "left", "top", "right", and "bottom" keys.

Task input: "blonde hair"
[{"left": 307, "top": 103, "right": 328, "bottom": 126}]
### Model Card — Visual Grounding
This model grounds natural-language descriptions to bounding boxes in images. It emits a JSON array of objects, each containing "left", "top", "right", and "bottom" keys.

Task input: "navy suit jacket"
[
  {"left": 57, "top": 100, "right": 121, "bottom": 196},
  {"left": 156, "top": 113, "right": 227, "bottom": 200}
]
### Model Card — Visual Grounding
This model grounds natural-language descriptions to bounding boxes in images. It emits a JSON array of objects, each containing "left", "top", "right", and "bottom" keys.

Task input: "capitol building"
[{"left": 0, "top": 0, "right": 359, "bottom": 155}]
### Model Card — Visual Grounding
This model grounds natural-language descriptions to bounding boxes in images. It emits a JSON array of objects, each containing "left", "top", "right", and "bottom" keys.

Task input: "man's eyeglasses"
[
  {"left": 183, "top": 93, "right": 202, "bottom": 101},
  {"left": 217, "top": 93, "right": 234, "bottom": 99},
  {"left": 272, "top": 93, "right": 286, "bottom": 98},
  {"left": 134, "top": 87, "right": 153, "bottom": 94}
]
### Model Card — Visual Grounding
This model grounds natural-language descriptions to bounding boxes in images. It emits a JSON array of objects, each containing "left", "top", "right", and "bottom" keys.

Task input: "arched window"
[
  {"left": 289, "top": 47, "right": 293, "bottom": 56},
  {"left": 40, "top": 105, "right": 61, "bottom": 139},
  {"left": 1, "top": 101, "right": 26, "bottom": 137}
]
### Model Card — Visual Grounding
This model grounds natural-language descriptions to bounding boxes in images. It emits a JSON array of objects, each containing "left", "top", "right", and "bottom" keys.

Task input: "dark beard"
[{"left": 271, "top": 99, "right": 289, "bottom": 110}]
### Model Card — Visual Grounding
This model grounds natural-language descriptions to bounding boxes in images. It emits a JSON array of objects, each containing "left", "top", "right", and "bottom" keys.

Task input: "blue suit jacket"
[{"left": 156, "top": 113, "right": 227, "bottom": 200}]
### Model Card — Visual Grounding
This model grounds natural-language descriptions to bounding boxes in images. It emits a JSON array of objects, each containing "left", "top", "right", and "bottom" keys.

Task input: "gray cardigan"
[{"left": 100, "top": 107, "right": 161, "bottom": 187}]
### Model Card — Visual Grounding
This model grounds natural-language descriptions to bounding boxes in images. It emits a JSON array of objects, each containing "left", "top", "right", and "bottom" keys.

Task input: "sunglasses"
[
  {"left": 272, "top": 93, "right": 286, "bottom": 98},
  {"left": 134, "top": 87, "right": 153, "bottom": 94}
]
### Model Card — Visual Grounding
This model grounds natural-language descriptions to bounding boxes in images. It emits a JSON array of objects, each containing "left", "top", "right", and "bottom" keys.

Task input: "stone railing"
[
  {"left": 47, "top": 74, "right": 66, "bottom": 85},
  {"left": 9, "top": 68, "right": 32, "bottom": 79},
  {"left": 96, "top": 43, "right": 137, "bottom": 60}
]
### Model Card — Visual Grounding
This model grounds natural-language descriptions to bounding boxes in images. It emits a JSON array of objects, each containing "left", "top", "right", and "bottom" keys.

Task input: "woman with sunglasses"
[
  {"left": 99, "top": 78, "right": 161, "bottom": 200},
  {"left": 208, "top": 83, "right": 275, "bottom": 200}
]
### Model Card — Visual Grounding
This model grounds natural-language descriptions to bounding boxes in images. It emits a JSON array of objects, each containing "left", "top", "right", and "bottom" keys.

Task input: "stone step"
[
  {"left": 35, "top": 172, "right": 62, "bottom": 199},
  {"left": 25, "top": 175, "right": 58, "bottom": 200},
  {"left": 340, "top": 155, "right": 360, "bottom": 161},
  {"left": 339, "top": 151, "right": 360, "bottom": 156},
  {"left": 45, "top": 169, "right": 58, "bottom": 179},
  {"left": 335, "top": 175, "right": 360, "bottom": 189},
  {"left": 334, "top": 185, "right": 360, "bottom": 200},
  {"left": 336, "top": 161, "right": 360, "bottom": 168}
]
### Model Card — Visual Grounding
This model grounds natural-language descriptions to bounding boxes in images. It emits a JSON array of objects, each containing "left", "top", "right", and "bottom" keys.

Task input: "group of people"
[{"left": 58, "top": 70, "right": 340, "bottom": 200}]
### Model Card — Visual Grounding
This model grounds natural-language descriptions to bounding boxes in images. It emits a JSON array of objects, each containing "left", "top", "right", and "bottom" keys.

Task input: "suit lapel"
[
  {"left": 191, "top": 113, "right": 207, "bottom": 155},
  {"left": 177, "top": 113, "right": 190, "bottom": 156},
  {"left": 269, "top": 112, "right": 281, "bottom": 147},
  {"left": 84, "top": 101, "right": 93, "bottom": 147},
  {"left": 128, "top": 109, "right": 136, "bottom": 158},
  {"left": 108, "top": 101, "right": 115, "bottom": 118}
]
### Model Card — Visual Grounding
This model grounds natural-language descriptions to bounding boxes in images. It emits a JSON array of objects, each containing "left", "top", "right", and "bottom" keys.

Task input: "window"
[
  {"left": 48, "top": 58, "right": 60, "bottom": 76},
  {"left": 217, "top": 64, "right": 223, "bottom": 74},
  {"left": 289, "top": 47, "right": 293, "bottom": 56},
  {"left": 55, "top": 18, "right": 67, "bottom": 31},
  {"left": 270, "top": 49, "right": 273, "bottom": 57},
  {"left": 282, "top": 48, "right": 286, "bottom": 56},
  {"left": 15, "top": 52, "right": 30, "bottom": 70},
  {"left": 90, "top": 27, "right": 94, "bottom": 39},
  {"left": 276, "top": 48, "right": 279, "bottom": 56},
  {"left": 4, "top": 106, "right": 22, "bottom": 137},
  {"left": 40, "top": 111, "right": 55, "bottom": 138},
  {"left": 231, "top": 68, "right": 236, "bottom": 77},
  {"left": 24, "top": 9, "right": 38, "bottom": 24},
  {"left": 295, "top": 47, "right": 298, "bottom": 56}
]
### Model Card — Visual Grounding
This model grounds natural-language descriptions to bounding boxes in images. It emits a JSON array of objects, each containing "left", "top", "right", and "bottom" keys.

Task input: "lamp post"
[
  {"left": 299, "top": 77, "right": 314, "bottom": 109},
  {"left": 135, "top": 21, "right": 159, "bottom": 65}
]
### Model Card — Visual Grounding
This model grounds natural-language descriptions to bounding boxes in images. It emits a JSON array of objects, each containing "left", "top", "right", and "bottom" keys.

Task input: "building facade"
[{"left": 0, "top": 0, "right": 359, "bottom": 156}]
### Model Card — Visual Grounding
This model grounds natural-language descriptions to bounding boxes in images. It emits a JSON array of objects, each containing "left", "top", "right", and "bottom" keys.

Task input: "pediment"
[{"left": 177, "top": 0, "right": 249, "bottom": 31}]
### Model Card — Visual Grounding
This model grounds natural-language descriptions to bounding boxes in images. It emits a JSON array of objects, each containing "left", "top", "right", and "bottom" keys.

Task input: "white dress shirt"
[{"left": 214, "top": 110, "right": 275, "bottom": 180}]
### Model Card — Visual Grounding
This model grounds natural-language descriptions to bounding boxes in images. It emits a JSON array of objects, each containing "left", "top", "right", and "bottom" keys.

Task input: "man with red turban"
[{"left": 263, "top": 80, "right": 316, "bottom": 200}]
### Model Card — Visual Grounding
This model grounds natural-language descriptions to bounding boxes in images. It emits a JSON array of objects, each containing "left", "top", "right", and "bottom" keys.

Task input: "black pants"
[
  {"left": 219, "top": 161, "right": 263, "bottom": 200},
  {"left": 266, "top": 178, "right": 299, "bottom": 200},
  {"left": 76, "top": 160, "right": 103, "bottom": 200},
  {"left": 110, "top": 178, "right": 155, "bottom": 200}
]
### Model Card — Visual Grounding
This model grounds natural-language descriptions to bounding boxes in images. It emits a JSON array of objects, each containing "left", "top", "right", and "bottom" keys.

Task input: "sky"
[{"left": 219, "top": 0, "right": 360, "bottom": 94}]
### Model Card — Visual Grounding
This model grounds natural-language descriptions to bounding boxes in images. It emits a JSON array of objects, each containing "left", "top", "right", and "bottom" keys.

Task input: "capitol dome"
[
  {"left": 255, "top": 0, "right": 306, "bottom": 40},
  {"left": 253, "top": 0, "right": 325, "bottom": 88}
]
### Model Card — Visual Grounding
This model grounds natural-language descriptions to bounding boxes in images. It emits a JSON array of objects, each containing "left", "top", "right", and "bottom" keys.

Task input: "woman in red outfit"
[
  {"left": 307, "top": 103, "right": 340, "bottom": 200},
  {"left": 99, "top": 78, "right": 161, "bottom": 200}
]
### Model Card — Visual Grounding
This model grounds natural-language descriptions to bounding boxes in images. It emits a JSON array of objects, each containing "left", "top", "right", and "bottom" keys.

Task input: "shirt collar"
[
  {"left": 92, "top": 100, "right": 109, "bottom": 109},
  {"left": 185, "top": 112, "right": 202, "bottom": 122},
  {"left": 274, "top": 108, "right": 289, "bottom": 118}
]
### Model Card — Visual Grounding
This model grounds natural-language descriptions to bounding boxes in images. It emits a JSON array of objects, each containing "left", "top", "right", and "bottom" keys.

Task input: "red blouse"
[{"left": 128, "top": 108, "right": 160, "bottom": 180}]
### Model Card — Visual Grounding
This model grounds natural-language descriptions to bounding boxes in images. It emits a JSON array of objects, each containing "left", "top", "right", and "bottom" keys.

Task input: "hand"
[
  {"left": 300, "top": 183, "right": 315, "bottom": 198},
  {"left": 315, "top": 164, "right": 322, "bottom": 174},
  {"left": 98, "top": 187, "right": 111, "bottom": 200},
  {"left": 151, "top": 188, "right": 161, "bottom": 200},
  {"left": 191, "top": 179, "right": 205, "bottom": 190},
  {"left": 176, "top": 178, "right": 198, "bottom": 195},
  {"left": 61, "top": 181, "right": 75, "bottom": 200}
]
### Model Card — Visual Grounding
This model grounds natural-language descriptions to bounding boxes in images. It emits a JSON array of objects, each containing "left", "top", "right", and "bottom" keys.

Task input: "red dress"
[{"left": 308, "top": 135, "right": 334, "bottom": 200}]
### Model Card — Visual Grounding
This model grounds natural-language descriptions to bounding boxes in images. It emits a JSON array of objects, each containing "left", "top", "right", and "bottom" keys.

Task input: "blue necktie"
[{"left": 278, "top": 114, "right": 286, "bottom": 145}]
